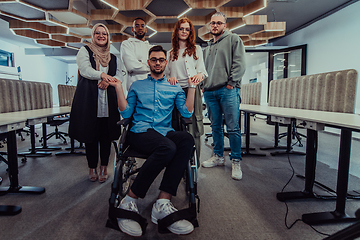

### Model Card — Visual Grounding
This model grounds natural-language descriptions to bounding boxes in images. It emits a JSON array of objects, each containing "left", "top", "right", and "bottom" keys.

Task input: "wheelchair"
[{"left": 106, "top": 114, "right": 200, "bottom": 235}]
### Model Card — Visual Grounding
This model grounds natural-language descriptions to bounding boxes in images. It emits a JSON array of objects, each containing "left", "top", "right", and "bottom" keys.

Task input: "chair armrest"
[
  {"left": 181, "top": 117, "right": 192, "bottom": 126},
  {"left": 117, "top": 118, "right": 131, "bottom": 126}
]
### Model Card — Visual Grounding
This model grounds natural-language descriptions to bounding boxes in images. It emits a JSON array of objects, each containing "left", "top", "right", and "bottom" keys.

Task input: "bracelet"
[{"left": 189, "top": 85, "right": 196, "bottom": 89}]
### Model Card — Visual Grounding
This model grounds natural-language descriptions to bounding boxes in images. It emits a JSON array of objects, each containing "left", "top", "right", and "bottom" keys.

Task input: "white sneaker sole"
[
  {"left": 118, "top": 220, "right": 142, "bottom": 237},
  {"left": 202, "top": 162, "right": 225, "bottom": 168},
  {"left": 151, "top": 215, "right": 194, "bottom": 235}
]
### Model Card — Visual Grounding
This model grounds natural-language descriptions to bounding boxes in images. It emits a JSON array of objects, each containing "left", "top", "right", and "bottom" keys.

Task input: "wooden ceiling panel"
[{"left": 0, "top": 0, "right": 286, "bottom": 47}]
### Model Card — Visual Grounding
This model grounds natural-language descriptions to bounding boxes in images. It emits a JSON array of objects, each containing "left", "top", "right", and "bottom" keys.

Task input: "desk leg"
[
  {"left": 240, "top": 112, "right": 255, "bottom": 151},
  {"left": 271, "top": 120, "right": 306, "bottom": 156},
  {"left": 302, "top": 129, "right": 356, "bottom": 224},
  {"left": 18, "top": 125, "right": 52, "bottom": 157},
  {"left": 277, "top": 129, "right": 318, "bottom": 201},
  {"left": 0, "top": 131, "right": 22, "bottom": 216},
  {"left": 56, "top": 138, "right": 85, "bottom": 156},
  {"left": 260, "top": 122, "right": 287, "bottom": 150},
  {"left": 35, "top": 123, "right": 61, "bottom": 151},
  {"left": 242, "top": 112, "right": 266, "bottom": 157},
  {"left": 0, "top": 131, "right": 45, "bottom": 194}
]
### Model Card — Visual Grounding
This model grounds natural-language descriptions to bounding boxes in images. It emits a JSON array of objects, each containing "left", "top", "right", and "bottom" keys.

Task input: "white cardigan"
[
  {"left": 77, "top": 46, "right": 122, "bottom": 117},
  {"left": 165, "top": 45, "right": 208, "bottom": 88}
]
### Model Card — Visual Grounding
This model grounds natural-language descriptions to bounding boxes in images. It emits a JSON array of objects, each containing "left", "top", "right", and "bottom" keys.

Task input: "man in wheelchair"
[{"left": 108, "top": 45, "right": 201, "bottom": 236}]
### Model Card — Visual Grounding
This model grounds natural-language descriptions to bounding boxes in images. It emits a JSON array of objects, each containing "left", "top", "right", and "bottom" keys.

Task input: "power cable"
[{"left": 281, "top": 154, "right": 331, "bottom": 237}]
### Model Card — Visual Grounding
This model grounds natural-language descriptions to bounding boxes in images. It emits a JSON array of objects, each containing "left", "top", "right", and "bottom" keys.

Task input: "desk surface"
[
  {"left": 0, "top": 117, "right": 27, "bottom": 134},
  {"left": 0, "top": 106, "right": 71, "bottom": 121},
  {"left": 240, "top": 104, "right": 360, "bottom": 131}
]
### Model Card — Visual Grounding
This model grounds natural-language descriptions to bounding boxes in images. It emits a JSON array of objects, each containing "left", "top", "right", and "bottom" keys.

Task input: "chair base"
[{"left": 0, "top": 205, "right": 22, "bottom": 216}]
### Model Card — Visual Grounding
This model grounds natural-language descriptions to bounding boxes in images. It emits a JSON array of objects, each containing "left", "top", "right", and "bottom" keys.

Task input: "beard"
[
  {"left": 211, "top": 29, "right": 224, "bottom": 37},
  {"left": 135, "top": 32, "right": 145, "bottom": 40},
  {"left": 150, "top": 67, "right": 164, "bottom": 75}
]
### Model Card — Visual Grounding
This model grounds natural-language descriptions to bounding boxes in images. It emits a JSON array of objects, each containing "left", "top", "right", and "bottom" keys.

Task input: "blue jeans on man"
[{"left": 203, "top": 86, "right": 242, "bottom": 160}]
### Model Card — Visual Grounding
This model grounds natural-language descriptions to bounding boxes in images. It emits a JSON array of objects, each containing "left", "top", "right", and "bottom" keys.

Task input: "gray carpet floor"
[{"left": 1, "top": 116, "right": 360, "bottom": 240}]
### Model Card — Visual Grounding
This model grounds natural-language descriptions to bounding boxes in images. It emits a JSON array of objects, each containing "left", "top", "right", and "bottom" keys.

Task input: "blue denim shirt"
[{"left": 120, "top": 74, "right": 193, "bottom": 136}]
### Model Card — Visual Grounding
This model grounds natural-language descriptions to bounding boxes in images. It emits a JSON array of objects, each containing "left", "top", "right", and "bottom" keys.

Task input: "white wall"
[
  {"left": 0, "top": 38, "right": 70, "bottom": 106},
  {"left": 272, "top": 1, "right": 360, "bottom": 113},
  {"left": 243, "top": 52, "right": 268, "bottom": 105},
  {"left": 67, "top": 63, "right": 78, "bottom": 86}
]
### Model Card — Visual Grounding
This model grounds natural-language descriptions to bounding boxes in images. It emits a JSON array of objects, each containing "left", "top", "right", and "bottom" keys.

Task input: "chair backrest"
[
  {"left": 58, "top": 84, "right": 76, "bottom": 107},
  {"left": 268, "top": 69, "right": 357, "bottom": 113},
  {"left": 0, "top": 78, "right": 52, "bottom": 113},
  {"left": 241, "top": 82, "right": 261, "bottom": 105}
]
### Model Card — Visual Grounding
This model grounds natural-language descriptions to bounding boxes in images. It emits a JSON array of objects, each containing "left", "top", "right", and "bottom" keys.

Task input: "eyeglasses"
[
  {"left": 210, "top": 21, "right": 225, "bottom": 26},
  {"left": 95, "top": 31, "right": 108, "bottom": 36},
  {"left": 135, "top": 24, "right": 145, "bottom": 28},
  {"left": 179, "top": 27, "right": 190, "bottom": 32},
  {"left": 149, "top": 58, "right": 166, "bottom": 64}
]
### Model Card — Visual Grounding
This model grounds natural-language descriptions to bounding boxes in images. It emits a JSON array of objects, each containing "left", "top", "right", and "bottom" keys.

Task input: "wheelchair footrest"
[
  {"left": 107, "top": 206, "right": 148, "bottom": 235},
  {"left": 157, "top": 204, "right": 198, "bottom": 234}
]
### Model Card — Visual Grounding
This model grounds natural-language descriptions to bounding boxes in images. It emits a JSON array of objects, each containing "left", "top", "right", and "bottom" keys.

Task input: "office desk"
[
  {"left": 6, "top": 107, "right": 72, "bottom": 157},
  {"left": 240, "top": 104, "right": 360, "bottom": 224},
  {"left": 0, "top": 114, "right": 46, "bottom": 195},
  {"left": 0, "top": 117, "right": 26, "bottom": 215}
]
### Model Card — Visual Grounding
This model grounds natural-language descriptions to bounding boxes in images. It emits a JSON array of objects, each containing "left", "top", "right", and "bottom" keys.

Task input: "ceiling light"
[
  {"left": 177, "top": 8, "right": 192, "bottom": 18},
  {"left": 66, "top": 44, "right": 79, "bottom": 50},
  {"left": 243, "top": 0, "right": 267, "bottom": 17},
  {"left": 230, "top": 24, "right": 245, "bottom": 32},
  {"left": 100, "top": 0, "right": 119, "bottom": 11},
  {"left": 149, "top": 30, "right": 157, "bottom": 38},
  {"left": 147, "top": 25, "right": 156, "bottom": 32},
  {"left": 48, "top": 20, "right": 69, "bottom": 30},
  {"left": 254, "top": 42, "right": 268, "bottom": 47},
  {"left": 19, "top": 1, "right": 44, "bottom": 12},
  {"left": 9, "top": 29, "right": 16, "bottom": 35},
  {"left": 146, "top": 25, "right": 157, "bottom": 38}
]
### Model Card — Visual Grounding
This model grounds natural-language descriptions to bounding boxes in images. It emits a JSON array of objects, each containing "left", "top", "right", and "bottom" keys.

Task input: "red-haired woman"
[{"left": 165, "top": 17, "right": 207, "bottom": 163}]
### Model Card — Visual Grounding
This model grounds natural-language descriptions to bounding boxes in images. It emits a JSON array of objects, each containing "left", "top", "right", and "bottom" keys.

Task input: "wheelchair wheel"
[{"left": 112, "top": 156, "right": 137, "bottom": 207}]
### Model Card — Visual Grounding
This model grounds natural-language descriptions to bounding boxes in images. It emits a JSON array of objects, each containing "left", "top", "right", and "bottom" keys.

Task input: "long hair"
[{"left": 170, "top": 17, "right": 198, "bottom": 61}]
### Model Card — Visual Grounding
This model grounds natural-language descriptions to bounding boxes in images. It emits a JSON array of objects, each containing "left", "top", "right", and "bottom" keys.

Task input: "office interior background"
[
  {"left": 0, "top": 0, "right": 359, "bottom": 111},
  {"left": 1, "top": 0, "right": 360, "bottom": 239}
]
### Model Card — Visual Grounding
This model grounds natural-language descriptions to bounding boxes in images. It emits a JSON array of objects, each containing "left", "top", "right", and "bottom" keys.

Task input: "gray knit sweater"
[{"left": 202, "top": 30, "right": 246, "bottom": 91}]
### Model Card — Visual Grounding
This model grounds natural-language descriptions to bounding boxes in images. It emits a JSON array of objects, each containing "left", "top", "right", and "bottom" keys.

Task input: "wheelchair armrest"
[
  {"left": 117, "top": 118, "right": 131, "bottom": 126},
  {"left": 180, "top": 117, "right": 192, "bottom": 126}
]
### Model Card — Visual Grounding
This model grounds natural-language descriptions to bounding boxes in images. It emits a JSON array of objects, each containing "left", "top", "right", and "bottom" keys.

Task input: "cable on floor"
[{"left": 281, "top": 154, "right": 330, "bottom": 237}]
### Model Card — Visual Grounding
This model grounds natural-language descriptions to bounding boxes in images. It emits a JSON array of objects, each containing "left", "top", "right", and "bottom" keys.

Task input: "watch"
[{"left": 189, "top": 85, "right": 196, "bottom": 89}]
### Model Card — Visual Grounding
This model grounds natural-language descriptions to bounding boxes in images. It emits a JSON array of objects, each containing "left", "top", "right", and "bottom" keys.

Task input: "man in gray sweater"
[{"left": 201, "top": 12, "right": 246, "bottom": 180}]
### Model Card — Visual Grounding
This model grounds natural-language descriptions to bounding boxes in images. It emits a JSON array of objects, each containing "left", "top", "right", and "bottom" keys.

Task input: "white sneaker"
[
  {"left": 117, "top": 199, "right": 142, "bottom": 237},
  {"left": 202, "top": 154, "right": 225, "bottom": 168},
  {"left": 151, "top": 199, "right": 194, "bottom": 235},
  {"left": 232, "top": 160, "right": 242, "bottom": 180}
]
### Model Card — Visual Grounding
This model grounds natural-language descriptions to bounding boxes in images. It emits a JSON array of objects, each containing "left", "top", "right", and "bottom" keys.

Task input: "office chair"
[
  {"left": 39, "top": 115, "right": 69, "bottom": 145},
  {"left": 278, "top": 119, "right": 306, "bottom": 147}
]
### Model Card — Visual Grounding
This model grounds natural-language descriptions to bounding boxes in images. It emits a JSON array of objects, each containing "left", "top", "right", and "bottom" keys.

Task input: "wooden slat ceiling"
[{"left": 0, "top": 0, "right": 354, "bottom": 50}]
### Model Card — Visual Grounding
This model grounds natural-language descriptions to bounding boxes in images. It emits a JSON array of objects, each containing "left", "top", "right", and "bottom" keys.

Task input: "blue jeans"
[{"left": 204, "top": 86, "right": 242, "bottom": 160}]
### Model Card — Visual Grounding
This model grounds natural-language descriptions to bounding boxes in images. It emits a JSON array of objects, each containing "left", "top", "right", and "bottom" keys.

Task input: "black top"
[{"left": 69, "top": 46, "right": 121, "bottom": 143}]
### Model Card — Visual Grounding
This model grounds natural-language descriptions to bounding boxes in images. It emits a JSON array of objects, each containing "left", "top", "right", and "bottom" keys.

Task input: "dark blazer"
[{"left": 69, "top": 46, "right": 121, "bottom": 143}]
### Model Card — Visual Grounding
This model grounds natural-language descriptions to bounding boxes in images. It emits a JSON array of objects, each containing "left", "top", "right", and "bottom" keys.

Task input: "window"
[
  {"left": 246, "top": 44, "right": 307, "bottom": 102},
  {"left": 0, "top": 49, "right": 14, "bottom": 67}
]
